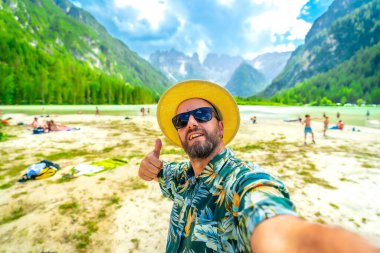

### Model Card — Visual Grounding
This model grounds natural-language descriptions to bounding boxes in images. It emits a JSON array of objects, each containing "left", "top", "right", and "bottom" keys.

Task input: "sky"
[{"left": 69, "top": 0, "right": 334, "bottom": 62}]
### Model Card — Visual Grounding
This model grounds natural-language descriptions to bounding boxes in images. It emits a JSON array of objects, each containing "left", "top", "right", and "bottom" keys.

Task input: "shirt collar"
[{"left": 196, "top": 148, "right": 234, "bottom": 189}]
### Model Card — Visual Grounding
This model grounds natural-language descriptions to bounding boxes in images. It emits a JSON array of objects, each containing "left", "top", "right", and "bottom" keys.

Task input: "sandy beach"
[{"left": 0, "top": 113, "right": 379, "bottom": 252}]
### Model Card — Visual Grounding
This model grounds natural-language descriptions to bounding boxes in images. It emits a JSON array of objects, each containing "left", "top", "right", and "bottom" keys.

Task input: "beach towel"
[{"left": 73, "top": 164, "right": 104, "bottom": 176}]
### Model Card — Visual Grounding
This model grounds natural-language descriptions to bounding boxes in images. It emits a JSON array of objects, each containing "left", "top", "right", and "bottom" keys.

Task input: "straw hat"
[{"left": 157, "top": 80, "right": 240, "bottom": 146}]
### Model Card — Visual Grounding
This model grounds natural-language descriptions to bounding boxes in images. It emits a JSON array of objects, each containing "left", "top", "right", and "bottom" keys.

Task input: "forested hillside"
[
  {"left": 0, "top": 0, "right": 169, "bottom": 105},
  {"left": 271, "top": 41, "right": 380, "bottom": 105},
  {"left": 262, "top": 0, "right": 380, "bottom": 105}
]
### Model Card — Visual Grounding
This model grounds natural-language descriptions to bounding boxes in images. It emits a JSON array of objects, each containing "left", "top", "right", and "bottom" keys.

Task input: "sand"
[{"left": 0, "top": 113, "right": 379, "bottom": 252}]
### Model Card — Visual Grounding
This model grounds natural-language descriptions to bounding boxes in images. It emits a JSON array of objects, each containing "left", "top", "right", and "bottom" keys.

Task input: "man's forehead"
[{"left": 176, "top": 98, "right": 212, "bottom": 112}]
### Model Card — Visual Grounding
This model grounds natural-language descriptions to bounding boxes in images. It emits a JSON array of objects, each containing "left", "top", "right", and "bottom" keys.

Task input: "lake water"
[{"left": 1, "top": 105, "right": 379, "bottom": 128}]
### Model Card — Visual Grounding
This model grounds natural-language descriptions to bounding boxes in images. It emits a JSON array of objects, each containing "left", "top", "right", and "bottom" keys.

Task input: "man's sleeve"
[
  {"left": 157, "top": 161, "right": 184, "bottom": 201},
  {"left": 235, "top": 171, "right": 298, "bottom": 252}
]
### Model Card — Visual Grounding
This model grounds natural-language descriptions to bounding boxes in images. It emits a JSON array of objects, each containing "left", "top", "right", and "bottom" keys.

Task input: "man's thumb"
[{"left": 153, "top": 138, "right": 162, "bottom": 158}]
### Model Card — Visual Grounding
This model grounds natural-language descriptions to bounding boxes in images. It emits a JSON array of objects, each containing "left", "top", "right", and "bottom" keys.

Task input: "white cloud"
[
  {"left": 243, "top": 0, "right": 310, "bottom": 48},
  {"left": 70, "top": 0, "right": 332, "bottom": 60},
  {"left": 196, "top": 40, "right": 209, "bottom": 62},
  {"left": 216, "top": 0, "right": 236, "bottom": 7},
  {"left": 71, "top": 1, "right": 82, "bottom": 8},
  {"left": 113, "top": 0, "right": 169, "bottom": 30},
  {"left": 243, "top": 43, "right": 296, "bottom": 59}
]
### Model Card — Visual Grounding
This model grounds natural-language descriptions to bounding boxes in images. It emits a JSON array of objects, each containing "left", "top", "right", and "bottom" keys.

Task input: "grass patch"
[
  {"left": 126, "top": 151, "right": 145, "bottom": 160},
  {"left": 233, "top": 143, "right": 263, "bottom": 152},
  {"left": 0, "top": 181, "right": 14, "bottom": 190},
  {"left": 127, "top": 177, "right": 148, "bottom": 190},
  {"left": 98, "top": 208, "right": 107, "bottom": 219},
  {"left": 36, "top": 149, "right": 92, "bottom": 161},
  {"left": 316, "top": 218, "right": 326, "bottom": 224},
  {"left": 161, "top": 148, "right": 186, "bottom": 155},
  {"left": 131, "top": 238, "right": 140, "bottom": 250},
  {"left": 298, "top": 171, "right": 336, "bottom": 189},
  {"left": 0, "top": 207, "right": 25, "bottom": 225},
  {"left": 102, "top": 147, "right": 115, "bottom": 153},
  {"left": 11, "top": 191, "right": 28, "bottom": 199},
  {"left": 59, "top": 201, "right": 80, "bottom": 215},
  {"left": 329, "top": 203, "right": 339, "bottom": 209},
  {"left": 55, "top": 173, "right": 76, "bottom": 184},
  {"left": 108, "top": 194, "right": 121, "bottom": 206},
  {"left": 1, "top": 162, "right": 28, "bottom": 178},
  {"left": 72, "top": 220, "right": 99, "bottom": 251},
  {"left": 361, "top": 162, "right": 374, "bottom": 168}
]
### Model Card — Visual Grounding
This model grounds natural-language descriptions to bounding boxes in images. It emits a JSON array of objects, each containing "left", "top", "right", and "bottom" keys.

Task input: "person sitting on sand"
[
  {"left": 302, "top": 114, "right": 316, "bottom": 145},
  {"left": 31, "top": 117, "right": 42, "bottom": 128},
  {"left": 338, "top": 120, "right": 344, "bottom": 130}
]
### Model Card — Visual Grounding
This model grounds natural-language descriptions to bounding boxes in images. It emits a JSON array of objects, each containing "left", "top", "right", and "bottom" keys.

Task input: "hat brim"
[{"left": 157, "top": 80, "right": 240, "bottom": 147}]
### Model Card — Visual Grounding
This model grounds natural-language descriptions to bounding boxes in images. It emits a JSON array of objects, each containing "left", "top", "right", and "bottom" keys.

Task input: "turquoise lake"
[{"left": 1, "top": 105, "right": 379, "bottom": 128}]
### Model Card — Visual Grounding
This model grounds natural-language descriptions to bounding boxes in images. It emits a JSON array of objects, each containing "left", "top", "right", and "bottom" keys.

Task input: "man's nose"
[{"left": 186, "top": 115, "right": 199, "bottom": 129}]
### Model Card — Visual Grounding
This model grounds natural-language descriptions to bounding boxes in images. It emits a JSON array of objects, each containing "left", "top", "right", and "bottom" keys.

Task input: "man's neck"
[{"left": 190, "top": 144, "right": 225, "bottom": 177}]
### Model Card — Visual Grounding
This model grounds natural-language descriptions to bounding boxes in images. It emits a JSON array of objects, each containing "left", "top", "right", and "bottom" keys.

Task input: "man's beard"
[{"left": 181, "top": 126, "right": 222, "bottom": 159}]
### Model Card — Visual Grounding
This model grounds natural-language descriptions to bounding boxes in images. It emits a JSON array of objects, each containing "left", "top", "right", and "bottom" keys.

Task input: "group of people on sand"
[
  {"left": 140, "top": 107, "right": 150, "bottom": 116},
  {"left": 301, "top": 112, "right": 345, "bottom": 145},
  {"left": 31, "top": 117, "right": 67, "bottom": 133}
]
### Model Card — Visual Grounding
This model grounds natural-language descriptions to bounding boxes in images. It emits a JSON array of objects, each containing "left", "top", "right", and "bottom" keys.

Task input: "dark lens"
[
  {"left": 193, "top": 107, "right": 212, "bottom": 122},
  {"left": 172, "top": 112, "right": 190, "bottom": 129}
]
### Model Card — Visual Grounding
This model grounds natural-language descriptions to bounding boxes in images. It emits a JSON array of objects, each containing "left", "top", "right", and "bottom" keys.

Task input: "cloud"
[
  {"left": 68, "top": 0, "right": 333, "bottom": 60},
  {"left": 113, "top": 0, "right": 169, "bottom": 31},
  {"left": 71, "top": 1, "right": 82, "bottom": 8}
]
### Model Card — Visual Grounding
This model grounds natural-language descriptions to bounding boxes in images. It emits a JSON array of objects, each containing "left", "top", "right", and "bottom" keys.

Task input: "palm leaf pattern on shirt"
[{"left": 158, "top": 148, "right": 297, "bottom": 253}]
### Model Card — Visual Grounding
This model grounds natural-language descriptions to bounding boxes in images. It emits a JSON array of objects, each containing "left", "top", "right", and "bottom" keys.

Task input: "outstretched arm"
[{"left": 251, "top": 215, "right": 379, "bottom": 253}]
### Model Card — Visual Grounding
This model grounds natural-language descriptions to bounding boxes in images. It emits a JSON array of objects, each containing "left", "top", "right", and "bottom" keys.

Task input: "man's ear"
[{"left": 219, "top": 121, "right": 224, "bottom": 137}]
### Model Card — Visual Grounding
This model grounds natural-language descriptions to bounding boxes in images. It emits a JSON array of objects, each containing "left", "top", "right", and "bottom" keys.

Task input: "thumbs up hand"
[{"left": 138, "top": 138, "right": 163, "bottom": 181}]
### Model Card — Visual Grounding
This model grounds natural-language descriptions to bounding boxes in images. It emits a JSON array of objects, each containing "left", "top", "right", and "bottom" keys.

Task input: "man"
[
  {"left": 302, "top": 114, "right": 316, "bottom": 145},
  {"left": 323, "top": 116, "right": 329, "bottom": 137},
  {"left": 139, "top": 80, "right": 379, "bottom": 252}
]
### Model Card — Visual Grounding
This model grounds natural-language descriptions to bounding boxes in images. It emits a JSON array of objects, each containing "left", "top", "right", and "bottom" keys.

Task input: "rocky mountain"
[
  {"left": 249, "top": 51, "right": 292, "bottom": 84},
  {"left": 203, "top": 54, "right": 243, "bottom": 85},
  {"left": 224, "top": 62, "right": 267, "bottom": 97},
  {"left": 149, "top": 49, "right": 243, "bottom": 85},
  {"left": 263, "top": 0, "right": 380, "bottom": 97},
  {"left": 1, "top": 0, "right": 170, "bottom": 96},
  {"left": 149, "top": 49, "right": 207, "bottom": 83}
]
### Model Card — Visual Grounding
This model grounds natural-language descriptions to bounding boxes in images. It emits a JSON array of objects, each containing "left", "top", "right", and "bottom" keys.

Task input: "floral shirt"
[{"left": 158, "top": 148, "right": 297, "bottom": 253}]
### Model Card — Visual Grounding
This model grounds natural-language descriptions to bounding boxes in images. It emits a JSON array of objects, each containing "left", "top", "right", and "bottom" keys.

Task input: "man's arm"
[{"left": 250, "top": 215, "right": 380, "bottom": 253}]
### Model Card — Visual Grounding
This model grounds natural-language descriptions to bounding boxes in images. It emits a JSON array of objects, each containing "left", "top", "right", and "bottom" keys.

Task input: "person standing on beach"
[
  {"left": 323, "top": 116, "right": 329, "bottom": 137},
  {"left": 138, "top": 80, "right": 379, "bottom": 253},
  {"left": 95, "top": 106, "right": 100, "bottom": 116},
  {"left": 302, "top": 114, "right": 316, "bottom": 145}
]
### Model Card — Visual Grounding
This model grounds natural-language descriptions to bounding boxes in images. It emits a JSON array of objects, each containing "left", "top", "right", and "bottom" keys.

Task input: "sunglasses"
[{"left": 172, "top": 107, "right": 220, "bottom": 130}]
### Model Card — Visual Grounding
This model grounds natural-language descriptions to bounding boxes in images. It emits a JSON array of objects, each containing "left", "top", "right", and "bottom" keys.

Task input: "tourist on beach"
[
  {"left": 250, "top": 115, "right": 256, "bottom": 124},
  {"left": 31, "top": 117, "right": 42, "bottom": 128},
  {"left": 140, "top": 107, "right": 145, "bottom": 116},
  {"left": 323, "top": 116, "right": 329, "bottom": 137},
  {"left": 338, "top": 120, "right": 344, "bottom": 130},
  {"left": 367, "top": 110, "right": 370, "bottom": 120},
  {"left": 302, "top": 114, "right": 316, "bottom": 145},
  {"left": 95, "top": 106, "right": 100, "bottom": 116},
  {"left": 138, "top": 80, "right": 379, "bottom": 252},
  {"left": 337, "top": 111, "right": 340, "bottom": 119}
]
